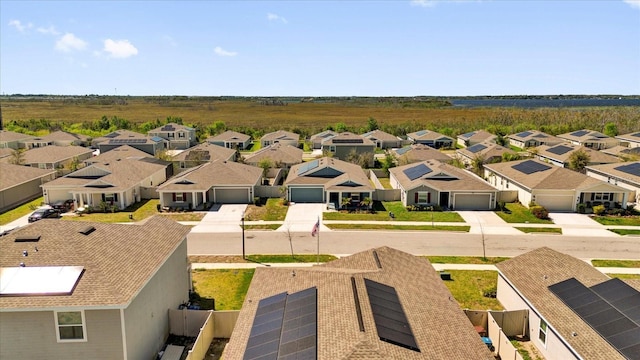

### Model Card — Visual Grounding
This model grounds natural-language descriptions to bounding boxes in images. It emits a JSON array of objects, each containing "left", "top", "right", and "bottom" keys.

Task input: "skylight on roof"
[{"left": 0, "top": 266, "right": 84, "bottom": 296}]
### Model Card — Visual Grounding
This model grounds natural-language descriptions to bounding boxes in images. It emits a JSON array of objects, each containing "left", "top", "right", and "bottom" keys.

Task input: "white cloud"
[
  {"left": 214, "top": 46, "right": 237, "bottom": 57},
  {"left": 623, "top": 0, "right": 640, "bottom": 9},
  {"left": 55, "top": 33, "right": 87, "bottom": 52},
  {"left": 267, "top": 12, "right": 288, "bottom": 24},
  {"left": 8, "top": 20, "right": 32, "bottom": 32},
  {"left": 37, "top": 26, "right": 60, "bottom": 35},
  {"left": 103, "top": 39, "right": 139, "bottom": 58}
]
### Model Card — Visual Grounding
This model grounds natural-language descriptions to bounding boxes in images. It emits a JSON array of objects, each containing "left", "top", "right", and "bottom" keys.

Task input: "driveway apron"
[{"left": 190, "top": 204, "right": 247, "bottom": 233}]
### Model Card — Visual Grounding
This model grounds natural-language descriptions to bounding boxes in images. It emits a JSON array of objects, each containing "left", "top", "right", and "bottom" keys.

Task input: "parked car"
[
  {"left": 50, "top": 199, "right": 74, "bottom": 212},
  {"left": 28, "top": 208, "right": 61, "bottom": 223}
]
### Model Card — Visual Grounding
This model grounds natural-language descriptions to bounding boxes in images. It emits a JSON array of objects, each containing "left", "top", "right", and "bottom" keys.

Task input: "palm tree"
[{"left": 341, "top": 196, "right": 352, "bottom": 210}]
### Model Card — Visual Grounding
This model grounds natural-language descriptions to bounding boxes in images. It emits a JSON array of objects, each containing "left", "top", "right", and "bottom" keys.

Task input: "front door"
[{"left": 440, "top": 192, "right": 449, "bottom": 208}]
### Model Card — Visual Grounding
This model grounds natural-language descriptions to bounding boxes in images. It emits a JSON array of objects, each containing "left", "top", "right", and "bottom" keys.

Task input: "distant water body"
[{"left": 450, "top": 98, "right": 640, "bottom": 108}]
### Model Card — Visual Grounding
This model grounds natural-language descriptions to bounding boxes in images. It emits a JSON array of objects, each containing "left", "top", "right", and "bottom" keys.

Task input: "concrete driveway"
[
  {"left": 190, "top": 204, "right": 247, "bottom": 233},
  {"left": 548, "top": 212, "right": 613, "bottom": 237},
  {"left": 278, "top": 203, "right": 328, "bottom": 233},
  {"left": 457, "top": 211, "right": 522, "bottom": 235}
]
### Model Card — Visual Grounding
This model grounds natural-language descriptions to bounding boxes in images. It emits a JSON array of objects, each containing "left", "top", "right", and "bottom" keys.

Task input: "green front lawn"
[
  {"left": 0, "top": 196, "right": 45, "bottom": 225},
  {"left": 191, "top": 269, "right": 254, "bottom": 310},
  {"left": 245, "top": 254, "right": 338, "bottom": 263},
  {"left": 326, "top": 224, "right": 470, "bottom": 231},
  {"left": 62, "top": 199, "right": 161, "bottom": 223},
  {"left": 244, "top": 198, "right": 288, "bottom": 221},
  {"left": 495, "top": 203, "right": 553, "bottom": 224},
  {"left": 323, "top": 201, "right": 464, "bottom": 222},
  {"left": 608, "top": 229, "right": 640, "bottom": 236},
  {"left": 591, "top": 216, "right": 640, "bottom": 226},
  {"left": 591, "top": 259, "right": 640, "bottom": 268},
  {"left": 426, "top": 256, "right": 509, "bottom": 264},
  {"left": 442, "top": 270, "right": 503, "bottom": 310},
  {"left": 515, "top": 227, "right": 562, "bottom": 234}
]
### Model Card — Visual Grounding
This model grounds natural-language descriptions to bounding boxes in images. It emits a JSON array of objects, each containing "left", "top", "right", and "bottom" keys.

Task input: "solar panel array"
[
  {"left": 615, "top": 163, "right": 640, "bottom": 177},
  {"left": 415, "top": 130, "right": 428, "bottom": 136},
  {"left": 395, "top": 147, "right": 411, "bottom": 155},
  {"left": 297, "top": 159, "right": 320, "bottom": 176},
  {"left": 150, "top": 136, "right": 165, "bottom": 143},
  {"left": 511, "top": 160, "right": 551, "bottom": 175},
  {"left": 632, "top": 133, "right": 640, "bottom": 138},
  {"left": 364, "top": 278, "right": 420, "bottom": 352},
  {"left": 403, "top": 163, "right": 432, "bottom": 180},
  {"left": 244, "top": 288, "right": 317, "bottom": 360},
  {"left": 547, "top": 145, "right": 574, "bottom": 156},
  {"left": 104, "top": 132, "right": 120, "bottom": 138},
  {"left": 549, "top": 278, "right": 640, "bottom": 359},
  {"left": 516, "top": 131, "right": 533, "bottom": 138},
  {"left": 161, "top": 125, "right": 175, "bottom": 131},
  {"left": 466, "top": 144, "right": 487, "bottom": 154},
  {"left": 461, "top": 131, "right": 476, "bottom": 139},
  {"left": 332, "top": 138, "right": 364, "bottom": 144},
  {"left": 108, "top": 138, "right": 148, "bottom": 145},
  {"left": 570, "top": 130, "right": 589, "bottom": 137}
]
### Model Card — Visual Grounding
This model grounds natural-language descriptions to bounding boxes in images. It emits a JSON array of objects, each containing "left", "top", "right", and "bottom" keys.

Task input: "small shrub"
[
  {"left": 528, "top": 201, "right": 538, "bottom": 207},
  {"left": 530, "top": 205, "right": 549, "bottom": 220},
  {"left": 483, "top": 286, "right": 497, "bottom": 298},
  {"left": 607, "top": 208, "right": 625, "bottom": 216},
  {"left": 498, "top": 201, "right": 506, "bottom": 211},
  {"left": 593, "top": 205, "right": 606, "bottom": 215},
  {"left": 253, "top": 197, "right": 261, "bottom": 206},
  {"left": 577, "top": 203, "right": 586, "bottom": 214}
]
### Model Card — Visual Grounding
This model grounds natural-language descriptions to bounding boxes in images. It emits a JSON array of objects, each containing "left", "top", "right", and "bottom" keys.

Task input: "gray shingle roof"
[
  {"left": 285, "top": 157, "right": 373, "bottom": 192},
  {"left": 457, "top": 142, "right": 515, "bottom": 161},
  {"left": 0, "top": 216, "right": 190, "bottom": 309},
  {"left": 362, "top": 129, "right": 400, "bottom": 142},
  {"left": 496, "top": 247, "right": 626, "bottom": 360},
  {"left": 393, "top": 144, "right": 451, "bottom": 163},
  {"left": 6, "top": 145, "right": 94, "bottom": 164},
  {"left": 457, "top": 130, "right": 497, "bottom": 142},
  {"left": 586, "top": 161, "right": 640, "bottom": 185},
  {"left": 158, "top": 160, "right": 262, "bottom": 192},
  {"left": 321, "top": 132, "right": 375, "bottom": 146},
  {"left": 390, "top": 160, "right": 497, "bottom": 192},
  {"left": 0, "top": 130, "right": 35, "bottom": 143},
  {"left": 171, "top": 142, "right": 236, "bottom": 162},
  {"left": 261, "top": 130, "right": 299, "bottom": 142},
  {"left": 207, "top": 130, "right": 251, "bottom": 143},
  {"left": 224, "top": 247, "right": 495, "bottom": 360},
  {"left": 243, "top": 143, "right": 303, "bottom": 165},
  {"left": 407, "top": 130, "right": 453, "bottom": 142},
  {"left": 85, "top": 145, "right": 150, "bottom": 164}
]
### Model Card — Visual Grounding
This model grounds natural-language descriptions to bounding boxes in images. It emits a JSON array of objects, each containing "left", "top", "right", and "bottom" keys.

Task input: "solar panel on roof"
[
  {"left": 615, "top": 163, "right": 640, "bottom": 177},
  {"left": 632, "top": 132, "right": 640, "bottom": 138},
  {"left": 516, "top": 131, "right": 533, "bottom": 138},
  {"left": 461, "top": 131, "right": 476, "bottom": 139},
  {"left": 403, "top": 163, "right": 432, "bottom": 180},
  {"left": 151, "top": 136, "right": 164, "bottom": 142},
  {"left": 298, "top": 159, "right": 320, "bottom": 176},
  {"left": 332, "top": 138, "right": 364, "bottom": 144},
  {"left": 104, "top": 132, "right": 119, "bottom": 138},
  {"left": 549, "top": 278, "right": 640, "bottom": 360},
  {"left": 415, "top": 130, "right": 428, "bottom": 136},
  {"left": 161, "top": 125, "right": 175, "bottom": 131},
  {"left": 244, "top": 292, "right": 287, "bottom": 360},
  {"left": 364, "top": 278, "right": 420, "bottom": 352},
  {"left": 547, "top": 145, "right": 574, "bottom": 156},
  {"left": 395, "top": 147, "right": 411, "bottom": 155},
  {"left": 511, "top": 160, "right": 551, "bottom": 175},
  {"left": 466, "top": 144, "right": 487, "bottom": 154},
  {"left": 570, "top": 130, "right": 589, "bottom": 137}
]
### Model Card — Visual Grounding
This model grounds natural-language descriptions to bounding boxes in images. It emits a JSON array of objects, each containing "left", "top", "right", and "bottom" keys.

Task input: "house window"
[
  {"left": 175, "top": 193, "right": 185, "bottom": 202},
  {"left": 105, "top": 193, "right": 116, "bottom": 203},
  {"left": 178, "top": 133, "right": 185, "bottom": 138},
  {"left": 351, "top": 193, "right": 360, "bottom": 202},
  {"left": 329, "top": 146, "right": 336, "bottom": 152},
  {"left": 538, "top": 319, "right": 548, "bottom": 345},
  {"left": 417, "top": 192, "right": 429, "bottom": 203},
  {"left": 168, "top": 133, "right": 175, "bottom": 138},
  {"left": 55, "top": 311, "right": 86, "bottom": 342},
  {"left": 593, "top": 192, "right": 611, "bottom": 201}
]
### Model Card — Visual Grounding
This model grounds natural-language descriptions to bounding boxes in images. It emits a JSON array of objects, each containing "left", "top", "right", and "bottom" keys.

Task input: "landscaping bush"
[
  {"left": 593, "top": 204, "right": 606, "bottom": 216},
  {"left": 577, "top": 203, "right": 586, "bottom": 214},
  {"left": 530, "top": 205, "right": 549, "bottom": 220},
  {"left": 483, "top": 286, "right": 497, "bottom": 298}
]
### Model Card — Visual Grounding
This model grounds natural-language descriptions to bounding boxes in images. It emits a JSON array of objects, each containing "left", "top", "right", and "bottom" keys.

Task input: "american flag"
[{"left": 311, "top": 219, "right": 320, "bottom": 237}]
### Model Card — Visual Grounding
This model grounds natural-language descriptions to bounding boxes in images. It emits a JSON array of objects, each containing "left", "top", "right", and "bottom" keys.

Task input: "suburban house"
[
  {"left": 284, "top": 157, "right": 374, "bottom": 208},
  {"left": 223, "top": 246, "right": 495, "bottom": 360},
  {"left": 390, "top": 160, "right": 498, "bottom": 210},
  {"left": 483, "top": 159, "right": 630, "bottom": 211},
  {"left": 1, "top": 145, "right": 94, "bottom": 171},
  {"left": 392, "top": 144, "right": 452, "bottom": 164},
  {"left": 243, "top": 143, "right": 303, "bottom": 169},
  {"left": 83, "top": 145, "right": 150, "bottom": 166},
  {"left": 362, "top": 129, "right": 402, "bottom": 149},
  {"left": 456, "top": 130, "right": 497, "bottom": 148},
  {"left": 148, "top": 122, "right": 197, "bottom": 149},
  {"left": 586, "top": 161, "right": 640, "bottom": 204},
  {"left": 260, "top": 130, "right": 300, "bottom": 148},
  {"left": 0, "top": 130, "right": 35, "bottom": 149},
  {"left": 171, "top": 142, "right": 236, "bottom": 172},
  {"left": 456, "top": 142, "right": 517, "bottom": 166},
  {"left": 309, "top": 129, "right": 337, "bottom": 149},
  {"left": 320, "top": 132, "right": 376, "bottom": 167},
  {"left": 406, "top": 129, "right": 454, "bottom": 149},
  {"left": 496, "top": 247, "right": 640, "bottom": 360},
  {"left": 601, "top": 145, "right": 640, "bottom": 159},
  {"left": 0, "top": 163, "right": 56, "bottom": 212},
  {"left": 42, "top": 130, "right": 91, "bottom": 147},
  {"left": 206, "top": 130, "right": 252, "bottom": 150},
  {"left": 93, "top": 130, "right": 168, "bottom": 156},
  {"left": 556, "top": 129, "right": 618, "bottom": 150},
  {"left": 616, "top": 131, "right": 640, "bottom": 149},
  {"left": 42, "top": 157, "right": 171, "bottom": 210},
  {"left": 22, "top": 135, "right": 53, "bottom": 149},
  {"left": 157, "top": 160, "right": 262, "bottom": 207},
  {"left": 0, "top": 216, "right": 192, "bottom": 360},
  {"left": 533, "top": 143, "right": 620, "bottom": 168},
  {"left": 507, "top": 130, "right": 563, "bottom": 149}
]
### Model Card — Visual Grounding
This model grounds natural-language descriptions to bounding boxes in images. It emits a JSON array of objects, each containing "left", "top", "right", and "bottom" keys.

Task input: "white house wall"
[
  {"left": 485, "top": 171, "right": 533, "bottom": 207},
  {"left": 586, "top": 170, "right": 639, "bottom": 202}
]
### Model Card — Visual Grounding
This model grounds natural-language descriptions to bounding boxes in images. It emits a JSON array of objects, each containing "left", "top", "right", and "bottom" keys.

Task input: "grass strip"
[
  {"left": 426, "top": 256, "right": 509, "bottom": 264},
  {"left": 191, "top": 269, "right": 254, "bottom": 310},
  {"left": 245, "top": 254, "right": 338, "bottom": 263},
  {"left": 326, "top": 224, "right": 470, "bottom": 231},
  {"left": 324, "top": 201, "right": 464, "bottom": 222},
  {"left": 592, "top": 216, "right": 640, "bottom": 226},
  {"left": 244, "top": 224, "right": 281, "bottom": 230},
  {"left": 608, "top": 229, "right": 640, "bottom": 236},
  {"left": 591, "top": 259, "right": 640, "bottom": 268},
  {"left": 515, "top": 227, "right": 562, "bottom": 234},
  {"left": 495, "top": 203, "right": 553, "bottom": 224}
]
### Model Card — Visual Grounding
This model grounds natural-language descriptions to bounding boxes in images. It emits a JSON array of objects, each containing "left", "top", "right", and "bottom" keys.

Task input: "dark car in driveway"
[
  {"left": 28, "top": 208, "right": 61, "bottom": 223},
  {"left": 50, "top": 199, "right": 74, "bottom": 212}
]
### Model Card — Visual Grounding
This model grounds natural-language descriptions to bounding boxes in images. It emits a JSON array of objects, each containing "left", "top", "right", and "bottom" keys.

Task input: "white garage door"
[
  {"left": 535, "top": 195, "right": 574, "bottom": 212},
  {"left": 454, "top": 194, "right": 491, "bottom": 210},
  {"left": 214, "top": 188, "right": 249, "bottom": 204}
]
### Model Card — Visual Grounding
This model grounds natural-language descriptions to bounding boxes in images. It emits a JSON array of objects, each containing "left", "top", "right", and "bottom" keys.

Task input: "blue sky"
[{"left": 1, "top": 0, "right": 639, "bottom": 96}]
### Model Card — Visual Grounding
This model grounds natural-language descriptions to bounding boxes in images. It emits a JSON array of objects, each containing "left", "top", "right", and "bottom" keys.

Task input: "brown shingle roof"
[
  {"left": 284, "top": 157, "right": 373, "bottom": 192},
  {"left": 85, "top": 145, "right": 150, "bottom": 164},
  {"left": 323, "top": 132, "right": 375, "bottom": 146},
  {"left": 457, "top": 130, "right": 497, "bottom": 143},
  {"left": 390, "top": 160, "right": 497, "bottom": 192},
  {"left": 224, "top": 247, "right": 495, "bottom": 360},
  {"left": 407, "top": 129, "right": 453, "bottom": 142},
  {"left": 7, "top": 145, "right": 93, "bottom": 164},
  {"left": 586, "top": 161, "right": 640, "bottom": 185},
  {"left": 0, "top": 216, "right": 190, "bottom": 309},
  {"left": 0, "top": 163, "right": 56, "bottom": 190},
  {"left": 535, "top": 143, "right": 620, "bottom": 164},
  {"left": 457, "top": 142, "right": 515, "bottom": 161},
  {"left": 261, "top": 130, "right": 299, "bottom": 142},
  {"left": 557, "top": 129, "right": 612, "bottom": 142},
  {"left": 243, "top": 143, "right": 302, "bottom": 165},
  {"left": 171, "top": 142, "right": 236, "bottom": 162},
  {"left": 362, "top": 129, "right": 399, "bottom": 142},
  {"left": 206, "top": 130, "right": 251, "bottom": 143},
  {"left": 0, "top": 130, "right": 35, "bottom": 143},
  {"left": 507, "top": 130, "right": 560, "bottom": 142},
  {"left": 42, "top": 130, "right": 89, "bottom": 143},
  {"left": 393, "top": 144, "right": 452, "bottom": 163},
  {"left": 496, "top": 247, "right": 625, "bottom": 360},
  {"left": 158, "top": 160, "right": 262, "bottom": 192},
  {"left": 616, "top": 131, "right": 640, "bottom": 144}
]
